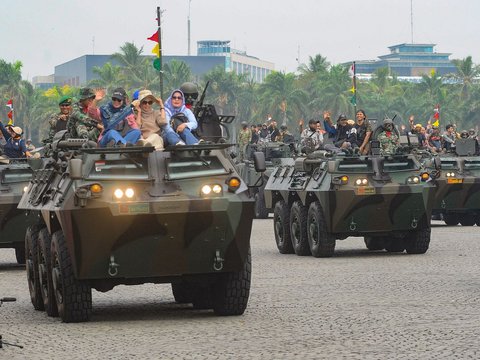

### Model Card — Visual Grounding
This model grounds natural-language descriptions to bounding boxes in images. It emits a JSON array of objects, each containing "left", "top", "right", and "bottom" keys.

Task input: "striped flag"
[{"left": 6, "top": 99, "right": 13, "bottom": 110}]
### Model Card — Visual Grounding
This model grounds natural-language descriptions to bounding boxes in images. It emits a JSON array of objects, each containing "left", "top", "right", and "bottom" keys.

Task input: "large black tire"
[
  {"left": 192, "top": 285, "right": 213, "bottom": 310},
  {"left": 213, "top": 247, "right": 251, "bottom": 316},
  {"left": 364, "top": 237, "right": 385, "bottom": 251},
  {"left": 38, "top": 229, "right": 58, "bottom": 317},
  {"left": 405, "top": 227, "right": 431, "bottom": 254},
  {"left": 443, "top": 213, "right": 459, "bottom": 226},
  {"left": 51, "top": 230, "right": 92, "bottom": 322},
  {"left": 384, "top": 238, "right": 405, "bottom": 253},
  {"left": 459, "top": 214, "right": 476, "bottom": 226},
  {"left": 254, "top": 190, "right": 269, "bottom": 219},
  {"left": 25, "top": 225, "right": 44, "bottom": 311},
  {"left": 290, "top": 201, "right": 311, "bottom": 256},
  {"left": 171, "top": 282, "right": 193, "bottom": 304},
  {"left": 15, "top": 245, "right": 26, "bottom": 264},
  {"left": 307, "top": 201, "right": 335, "bottom": 258},
  {"left": 476, "top": 215, "right": 480, "bottom": 226},
  {"left": 273, "top": 201, "right": 294, "bottom": 254}
]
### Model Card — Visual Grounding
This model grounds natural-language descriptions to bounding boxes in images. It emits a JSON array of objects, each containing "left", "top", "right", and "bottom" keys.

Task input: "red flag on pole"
[
  {"left": 6, "top": 99, "right": 13, "bottom": 110},
  {"left": 147, "top": 32, "right": 159, "bottom": 43}
]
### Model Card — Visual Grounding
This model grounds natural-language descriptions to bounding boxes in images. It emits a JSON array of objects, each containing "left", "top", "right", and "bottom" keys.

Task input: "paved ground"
[{"left": 0, "top": 220, "right": 479, "bottom": 359}]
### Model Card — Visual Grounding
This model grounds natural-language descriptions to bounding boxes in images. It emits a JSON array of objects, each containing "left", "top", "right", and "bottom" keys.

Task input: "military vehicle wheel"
[
  {"left": 171, "top": 282, "right": 193, "bottom": 304},
  {"left": 273, "top": 201, "right": 294, "bottom": 254},
  {"left": 15, "top": 245, "right": 26, "bottom": 264},
  {"left": 459, "top": 214, "right": 476, "bottom": 226},
  {"left": 405, "top": 227, "right": 431, "bottom": 254},
  {"left": 38, "top": 229, "right": 58, "bottom": 317},
  {"left": 307, "top": 201, "right": 335, "bottom": 258},
  {"left": 26, "top": 225, "right": 45, "bottom": 311},
  {"left": 51, "top": 230, "right": 92, "bottom": 322},
  {"left": 384, "top": 238, "right": 405, "bottom": 253},
  {"left": 192, "top": 286, "right": 213, "bottom": 310},
  {"left": 254, "top": 190, "right": 269, "bottom": 219},
  {"left": 290, "top": 201, "right": 311, "bottom": 256},
  {"left": 364, "top": 237, "right": 385, "bottom": 251},
  {"left": 443, "top": 213, "right": 459, "bottom": 226},
  {"left": 476, "top": 215, "right": 480, "bottom": 226},
  {"left": 213, "top": 247, "right": 251, "bottom": 316}
]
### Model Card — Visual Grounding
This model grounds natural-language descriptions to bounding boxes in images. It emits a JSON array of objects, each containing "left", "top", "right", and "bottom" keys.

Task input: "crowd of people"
[
  {"left": 0, "top": 84, "right": 206, "bottom": 160},
  {"left": 236, "top": 110, "right": 479, "bottom": 157}
]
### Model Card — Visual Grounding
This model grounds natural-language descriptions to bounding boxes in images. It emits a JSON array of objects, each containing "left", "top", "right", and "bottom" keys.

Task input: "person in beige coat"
[{"left": 132, "top": 90, "right": 166, "bottom": 150}]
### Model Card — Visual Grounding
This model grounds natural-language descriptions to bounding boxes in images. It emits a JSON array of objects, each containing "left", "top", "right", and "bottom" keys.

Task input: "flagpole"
[
  {"left": 157, "top": 6, "right": 164, "bottom": 99},
  {"left": 353, "top": 61, "right": 357, "bottom": 116}
]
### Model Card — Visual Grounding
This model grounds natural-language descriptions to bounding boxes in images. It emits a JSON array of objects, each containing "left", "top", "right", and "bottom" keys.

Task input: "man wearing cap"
[
  {"left": 68, "top": 87, "right": 104, "bottom": 141},
  {"left": 0, "top": 119, "right": 31, "bottom": 158},
  {"left": 98, "top": 88, "right": 141, "bottom": 147},
  {"left": 324, "top": 113, "right": 357, "bottom": 152},
  {"left": 44, "top": 95, "right": 73, "bottom": 144},
  {"left": 301, "top": 119, "right": 324, "bottom": 152},
  {"left": 132, "top": 89, "right": 166, "bottom": 150}
]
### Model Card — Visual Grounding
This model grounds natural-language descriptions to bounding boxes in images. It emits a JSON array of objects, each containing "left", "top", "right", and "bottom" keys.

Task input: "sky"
[{"left": 1, "top": 0, "right": 479, "bottom": 81}]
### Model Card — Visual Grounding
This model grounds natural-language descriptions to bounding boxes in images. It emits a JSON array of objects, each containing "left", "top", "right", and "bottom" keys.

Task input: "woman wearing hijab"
[{"left": 163, "top": 89, "right": 200, "bottom": 146}]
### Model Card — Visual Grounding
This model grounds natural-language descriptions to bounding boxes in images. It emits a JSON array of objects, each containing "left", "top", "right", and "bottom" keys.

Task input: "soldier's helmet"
[
  {"left": 280, "top": 125, "right": 287, "bottom": 131},
  {"left": 468, "top": 128, "right": 476, "bottom": 137},
  {"left": 180, "top": 82, "right": 199, "bottom": 105},
  {"left": 460, "top": 130, "right": 469, "bottom": 139},
  {"left": 78, "top": 88, "right": 96, "bottom": 101},
  {"left": 383, "top": 118, "right": 394, "bottom": 130},
  {"left": 241, "top": 121, "right": 248, "bottom": 128}
]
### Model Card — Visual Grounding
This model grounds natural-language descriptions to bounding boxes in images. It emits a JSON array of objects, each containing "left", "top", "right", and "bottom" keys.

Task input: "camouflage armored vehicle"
[
  {"left": 0, "top": 156, "right": 39, "bottom": 264},
  {"left": 264, "top": 130, "right": 436, "bottom": 258},
  {"left": 19, "top": 129, "right": 264, "bottom": 322},
  {"left": 427, "top": 137, "right": 480, "bottom": 226},
  {"left": 236, "top": 141, "right": 295, "bottom": 218}
]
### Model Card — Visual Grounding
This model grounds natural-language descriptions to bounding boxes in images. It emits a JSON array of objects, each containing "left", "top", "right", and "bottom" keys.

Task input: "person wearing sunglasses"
[
  {"left": 43, "top": 95, "right": 73, "bottom": 144},
  {"left": 132, "top": 89, "right": 166, "bottom": 150},
  {"left": 98, "top": 88, "right": 141, "bottom": 147},
  {"left": 163, "top": 89, "right": 200, "bottom": 146}
]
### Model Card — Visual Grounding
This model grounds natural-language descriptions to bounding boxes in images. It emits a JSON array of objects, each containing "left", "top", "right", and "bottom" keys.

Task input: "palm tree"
[
  {"left": 111, "top": 42, "right": 145, "bottom": 88},
  {"left": 163, "top": 60, "right": 193, "bottom": 93},
  {"left": 449, "top": 56, "right": 480, "bottom": 99},
  {"left": 297, "top": 54, "right": 330, "bottom": 79},
  {"left": 257, "top": 71, "right": 307, "bottom": 127},
  {"left": 88, "top": 62, "right": 124, "bottom": 93}
]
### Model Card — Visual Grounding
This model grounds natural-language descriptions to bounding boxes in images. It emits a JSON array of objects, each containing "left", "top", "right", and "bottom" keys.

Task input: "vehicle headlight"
[
  {"left": 23, "top": 186, "right": 28, "bottom": 193},
  {"left": 201, "top": 185, "right": 212, "bottom": 195},
  {"left": 212, "top": 184, "right": 222, "bottom": 194},
  {"left": 446, "top": 172, "right": 456, "bottom": 177},
  {"left": 114, "top": 189, "right": 124, "bottom": 199},
  {"left": 420, "top": 172, "right": 430, "bottom": 181},
  {"left": 407, "top": 176, "right": 421, "bottom": 184},
  {"left": 355, "top": 178, "right": 368, "bottom": 186},
  {"left": 125, "top": 188, "right": 135, "bottom": 198}
]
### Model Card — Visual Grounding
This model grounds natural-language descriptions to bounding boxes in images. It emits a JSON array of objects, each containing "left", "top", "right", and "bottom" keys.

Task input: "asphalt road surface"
[{"left": 0, "top": 220, "right": 479, "bottom": 359}]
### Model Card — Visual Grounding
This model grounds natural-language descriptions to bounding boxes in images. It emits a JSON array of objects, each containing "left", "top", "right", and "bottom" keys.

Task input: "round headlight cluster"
[
  {"left": 355, "top": 178, "right": 368, "bottom": 186},
  {"left": 114, "top": 187, "right": 135, "bottom": 199},
  {"left": 201, "top": 184, "right": 223, "bottom": 196},
  {"left": 407, "top": 176, "right": 420, "bottom": 184},
  {"left": 446, "top": 172, "right": 456, "bottom": 177}
]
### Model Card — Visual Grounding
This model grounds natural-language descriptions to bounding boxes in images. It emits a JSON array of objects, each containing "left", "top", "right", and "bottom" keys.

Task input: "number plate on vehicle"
[
  {"left": 356, "top": 186, "right": 375, "bottom": 195},
  {"left": 447, "top": 178, "right": 463, "bottom": 184},
  {"left": 119, "top": 203, "right": 150, "bottom": 214}
]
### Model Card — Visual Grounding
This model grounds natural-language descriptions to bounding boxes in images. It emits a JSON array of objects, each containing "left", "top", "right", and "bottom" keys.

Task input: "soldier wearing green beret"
[
  {"left": 43, "top": 95, "right": 73, "bottom": 145},
  {"left": 67, "top": 87, "right": 104, "bottom": 140}
]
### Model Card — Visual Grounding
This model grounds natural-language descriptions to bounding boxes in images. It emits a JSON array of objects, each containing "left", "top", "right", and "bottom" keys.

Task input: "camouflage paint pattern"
[{"left": 18, "top": 145, "right": 254, "bottom": 282}]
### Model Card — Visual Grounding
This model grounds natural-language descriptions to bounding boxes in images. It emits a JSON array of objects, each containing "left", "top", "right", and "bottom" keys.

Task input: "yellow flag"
[
  {"left": 349, "top": 86, "right": 355, "bottom": 93},
  {"left": 432, "top": 119, "right": 439, "bottom": 127},
  {"left": 7, "top": 119, "right": 13, "bottom": 126},
  {"left": 151, "top": 43, "right": 159, "bottom": 56}
]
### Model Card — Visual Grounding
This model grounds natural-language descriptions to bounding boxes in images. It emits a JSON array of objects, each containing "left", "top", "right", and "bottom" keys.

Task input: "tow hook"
[
  {"left": 213, "top": 250, "right": 224, "bottom": 271},
  {"left": 411, "top": 217, "right": 418, "bottom": 229},
  {"left": 349, "top": 218, "right": 357, "bottom": 231},
  {"left": 441, "top": 200, "right": 446, "bottom": 209},
  {"left": 108, "top": 255, "right": 119, "bottom": 277}
]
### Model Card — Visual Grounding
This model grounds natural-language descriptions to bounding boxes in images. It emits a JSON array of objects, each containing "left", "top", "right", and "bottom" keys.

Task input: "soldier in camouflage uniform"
[
  {"left": 44, "top": 95, "right": 73, "bottom": 144},
  {"left": 237, "top": 121, "right": 252, "bottom": 161},
  {"left": 67, "top": 88, "right": 104, "bottom": 140},
  {"left": 377, "top": 118, "right": 399, "bottom": 155}
]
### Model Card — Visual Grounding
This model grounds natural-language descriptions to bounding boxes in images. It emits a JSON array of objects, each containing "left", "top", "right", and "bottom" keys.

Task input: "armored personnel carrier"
[
  {"left": 236, "top": 141, "right": 294, "bottom": 218},
  {"left": 0, "top": 157, "right": 39, "bottom": 264},
  {"left": 19, "top": 127, "right": 264, "bottom": 321},
  {"left": 427, "top": 137, "right": 480, "bottom": 226},
  {"left": 264, "top": 132, "right": 436, "bottom": 257}
]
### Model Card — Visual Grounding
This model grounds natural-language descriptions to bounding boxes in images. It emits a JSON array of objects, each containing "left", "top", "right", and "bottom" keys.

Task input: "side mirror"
[
  {"left": 253, "top": 151, "right": 266, "bottom": 172},
  {"left": 69, "top": 158, "right": 83, "bottom": 180}
]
